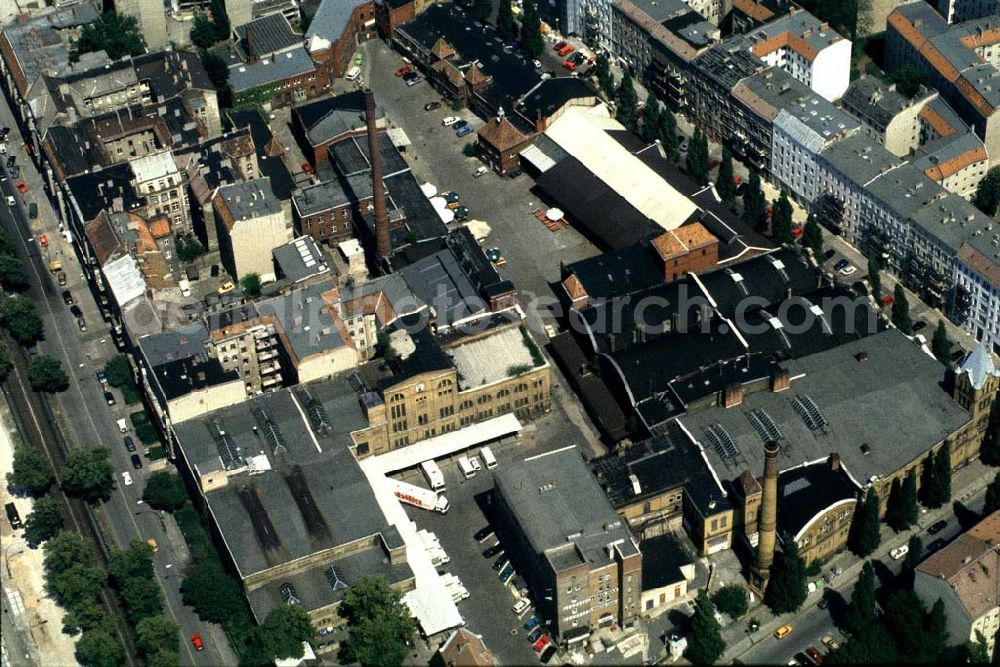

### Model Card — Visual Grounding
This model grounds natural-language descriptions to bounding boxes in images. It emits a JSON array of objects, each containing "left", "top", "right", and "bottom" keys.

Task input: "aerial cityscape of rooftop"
[{"left": 0, "top": 0, "right": 998, "bottom": 665}]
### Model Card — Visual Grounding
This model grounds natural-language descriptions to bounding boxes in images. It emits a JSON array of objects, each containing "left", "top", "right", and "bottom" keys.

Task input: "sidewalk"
[{"left": 719, "top": 458, "right": 995, "bottom": 662}]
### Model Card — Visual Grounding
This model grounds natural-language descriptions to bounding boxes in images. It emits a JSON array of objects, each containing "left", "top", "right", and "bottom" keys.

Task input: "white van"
[
  {"left": 116, "top": 418, "right": 128, "bottom": 433},
  {"left": 420, "top": 460, "right": 445, "bottom": 491},
  {"left": 457, "top": 456, "right": 476, "bottom": 479},
  {"left": 480, "top": 446, "right": 497, "bottom": 470},
  {"left": 345, "top": 66, "right": 361, "bottom": 81}
]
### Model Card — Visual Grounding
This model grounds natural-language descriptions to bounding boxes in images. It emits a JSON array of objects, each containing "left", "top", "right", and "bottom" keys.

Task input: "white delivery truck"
[
  {"left": 389, "top": 479, "right": 450, "bottom": 514},
  {"left": 420, "top": 460, "right": 446, "bottom": 491},
  {"left": 458, "top": 455, "right": 476, "bottom": 479},
  {"left": 345, "top": 66, "right": 361, "bottom": 81},
  {"left": 479, "top": 445, "right": 497, "bottom": 470},
  {"left": 117, "top": 418, "right": 128, "bottom": 433}
]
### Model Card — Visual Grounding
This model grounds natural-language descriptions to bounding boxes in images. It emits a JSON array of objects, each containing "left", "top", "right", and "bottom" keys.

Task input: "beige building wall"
[
  {"left": 117, "top": 0, "right": 168, "bottom": 50},
  {"left": 297, "top": 346, "right": 360, "bottom": 384},
  {"left": 883, "top": 105, "right": 924, "bottom": 156},
  {"left": 167, "top": 379, "right": 247, "bottom": 424}
]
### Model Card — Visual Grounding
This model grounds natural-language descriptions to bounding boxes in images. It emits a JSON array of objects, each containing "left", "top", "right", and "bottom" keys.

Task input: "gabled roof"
[
  {"left": 432, "top": 37, "right": 456, "bottom": 59},
  {"left": 476, "top": 116, "right": 529, "bottom": 151}
]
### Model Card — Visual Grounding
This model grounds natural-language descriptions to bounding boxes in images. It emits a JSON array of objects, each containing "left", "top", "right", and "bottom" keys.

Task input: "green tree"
[
  {"left": 716, "top": 148, "right": 736, "bottom": 209},
  {"left": 108, "top": 540, "right": 155, "bottom": 586},
  {"left": 1, "top": 295, "right": 43, "bottom": 346},
  {"left": 985, "top": 473, "right": 1000, "bottom": 516},
  {"left": 190, "top": 13, "right": 217, "bottom": 49},
  {"left": 685, "top": 589, "right": 726, "bottom": 666},
  {"left": 981, "top": 400, "right": 1000, "bottom": 466},
  {"left": 884, "top": 590, "right": 927, "bottom": 660},
  {"left": 0, "top": 253, "right": 28, "bottom": 292},
  {"left": 892, "top": 284, "right": 913, "bottom": 334},
  {"left": 974, "top": 166, "right": 1000, "bottom": 217},
  {"left": 145, "top": 649, "right": 183, "bottom": 667},
  {"left": 497, "top": 0, "right": 517, "bottom": 40},
  {"left": 471, "top": 0, "right": 492, "bottom": 22},
  {"left": 615, "top": 71, "right": 639, "bottom": 131},
  {"left": 61, "top": 447, "right": 114, "bottom": 503},
  {"left": 771, "top": 190, "right": 794, "bottom": 244},
  {"left": 62, "top": 599, "right": 107, "bottom": 635},
  {"left": 258, "top": 604, "right": 313, "bottom": 660},
  {"left": 209, "top": 0, "right": 230, "bottom": 41},
  {"left": 104, "top": 354, "right": 132, "bottom": 388},
  {"left": 868, "top": 256, "right": 882, "bottom": 300},
  {"left": 74, "top": 12, "right": 146, "bottom": 61},
  {"left": 964, "top": 631, "right": 991, "bottom": 664},
  {"left": 848, "top": 488, "right": 881, "bottom": 558},
  {"left": 932, "top": 441, "right": 952, "bottom": 506},
  {"left": 341, "top": 575, "right": 417, "bottom": 667},
  {"left": 136, "top": 615, "right": 179, "bottom": 657},
  {"left": 931, "top": 320, "right": 952, "bottom": 365},
  {"left": 743, "top": 170, "right": 767, "bottom": 232},
  {"left": 10, "top": 442, "right": 54, "bottom": 496},
  {"left": 0, "top": 339, "right": 12, "bottom": 380},
  {"left": 48, "top": 562, "right": 105, "bottom": 609},
  {"left": 642, "top": 93, "right": 661, "bottom": 144},
  {"left": 595, "top": 54, "right": 615, "bottom": 99},
  {"left": 902, "top": 535, "right": 924, "bottom": 574},
  {"left": 802, "top": 213, "right": 824, "bottom": 258},
  {"left": 711, "top": 584, "right": 748, "bottom": 619},
  {"left": 889, "top": 65, "right": 926, "bottom": 99},
  {"left": 119, "top": 577, "right": 164, "bottom": 623},
  {"left": 685, "top": 127, "right": 710, "bottom": 184},
  {"left": 174, "top": 233, "right": 204, "bottom": 264},
  {"left": 764, "top": 535, "right": 808, "bottom": 614},
  {"left": 828, "top": 623, "right": 898, "bottom": 664},
  {"left": 44, "top": 531, "right": 97, "bottom": 576},
  {"left": 657, "top": 106, "right": 679, "bottom": 162},
  {"left": 142, "top": 471, "right": 188, "bottom": 512},
  {"left": 76, "top": 627, "right": 126, "bottom": 667},
  {"left": 519, "top": 0, "right": 544, "bottom": 57},
  {"left": 845, "top": 561, "right": 877, "bottom": 636},
  {"left": 28, "top": 355, "right": 68, "bottom": 393},
  {"left": 23, "top": 495, "right": 63, "bottom": 546},
  {"left": 884, "top": 478, "right": 905, "bottom": 532},
  {"left": 901, "top": 468, "right": 919, "bottom": 528},
  {"left": 240, "top": 272, "right": 261, "bottom": 297},
  {"left": 199, "top": 51, "right": 232, "bottom": 107},
  {"left": 181, "top": 560, "right": 246, "bottom": 624}
]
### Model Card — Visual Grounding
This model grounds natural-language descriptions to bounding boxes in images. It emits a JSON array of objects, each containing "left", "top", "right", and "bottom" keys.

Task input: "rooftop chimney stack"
[
  {"left": 364, "top": 88, "right": 392, "bottom": 261},
  {"left": 751, "top": 440, "right": 780, "bottom": 596}
]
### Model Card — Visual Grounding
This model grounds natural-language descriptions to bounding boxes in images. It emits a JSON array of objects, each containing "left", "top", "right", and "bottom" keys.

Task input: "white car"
[
  {"left": 512, "top": 598, "right": 530, "bottom": 615},
  {"left": 532, "top": 59, "right": 542, "bottom": 69},
  {"left": 122, "top": 471, "right": 133, "bottom": 486},
  {"left": 5, "top": 196, "right": 13, "bottom": 207},
  {"left": 544, "top": 324, "right": 557, "bottom": 339},
  {"left": 470, "top": 456, "right": 482, "bottom": 472},
  {"left": 890, "top": 545, "right": 909, "bottom": 560},
  {"left": 442, "top": 116, "right": 461, "bottom": 127},
  {"left": 840, "top": 264, "right": 858, "bottom": 276}
]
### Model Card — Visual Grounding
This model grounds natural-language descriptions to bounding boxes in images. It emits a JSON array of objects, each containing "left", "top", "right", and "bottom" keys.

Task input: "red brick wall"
[{"left": 661, "top": 241, "right": 720, "bottom": 283}]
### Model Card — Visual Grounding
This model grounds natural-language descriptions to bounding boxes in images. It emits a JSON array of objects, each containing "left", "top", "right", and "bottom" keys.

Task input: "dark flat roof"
[
  {"left": 640, "top": 533, "right": 694, "bottom": 590},
  {"left": 329, "top": 131, "right": 409, "bottom": 177},
  {"left": 776, "top": 462, "right": 859, "bottom": 539},
  {"left": 515, "top": 77, "right": 597, "bottom": 126},
  {"left": 67, "top": 162, "right": 141, "bottom": 222},
  {"left": 565, "top": 243, "right": 664, "bottom": 299},
  {"left": 227, "top": 109, "right": 296, "bottom": 200}
]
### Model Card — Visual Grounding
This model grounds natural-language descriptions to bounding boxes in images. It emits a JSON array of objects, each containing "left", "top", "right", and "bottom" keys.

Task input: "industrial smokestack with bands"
[{"left": 364, "top": 88, "right": 392, "bottom": 261}]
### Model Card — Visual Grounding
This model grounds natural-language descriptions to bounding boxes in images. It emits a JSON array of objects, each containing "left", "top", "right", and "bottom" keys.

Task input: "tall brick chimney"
[
  {"left": 751, "top": 440, "right": 780, "bottom": 596},
  {"left": 364, "top": 88, "right": 391, "bottom": 260}
]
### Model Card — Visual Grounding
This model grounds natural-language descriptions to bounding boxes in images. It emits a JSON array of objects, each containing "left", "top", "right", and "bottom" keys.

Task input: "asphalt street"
[{"left": 0, "top": 93, "right": 233, "bottom": 665}]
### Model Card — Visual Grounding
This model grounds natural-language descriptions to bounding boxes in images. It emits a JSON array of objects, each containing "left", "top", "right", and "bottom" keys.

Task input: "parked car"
[
  {"left": 6, "top": 155, "right": 14, "bottom": 169},
  {"left": 774, "top": 625, "right": 793, "bottom": 639},
  {"left": 395, "top": 65, "right": 412, "bottom": 77},
  {"left": 217, "top": 280, "right": 235, "bottom": 295},
  {"left": 62, "top": 290, "right": 73, "bottom": 305},
  {"left": 191, "top": 633, "right": 204, "bottom": 651},
  {"left": 817, "top": 597, "right": 830, "bottom": 610},
  {"left": 561, "top": 60, "right": 576, "bottom": 70},
  {"left": 456, "top": 125, "right": 474, "bottom": 137},
  {"left": 76, "top": 316, "right": 86, "bottom": 332},
  {"left": 105, "top": 391, "right": 116, "bottom": 406},
  {"left": 533, "top": 635, "right": 552, "bottom": 653},
  {"left": 57, "top": 272, "right": 67, "bottom": 286},
  {"left": 69, "top": 304, "right": 82, "bottom": 318},
  {"left": 122, "top": 471, "right": 133, "bottom": 486},
  {"left": 442, "top": 116, "right": 461, "bottom": 127},
  {"left": 889, "top": 544, "right": 909, "bottom": 560},
  {"left": 5, "top": 501, "right": 22, "bottom": 529},
  {"left": 442, "top": 191, "right": 461, "bottom": 203},
  {"left": 524, "top": 615, "right": 540, "bottom": 631},
  {"left": 532, "top": 59, "right": 542, "bottom": 68},
  {"left": 16, "top": 180, "right": 26, "bottom": 193},
  {"left": 928, "top": 538, "right": 947, "bottom": 552},
  {"left": 492, "top": 556, "right": 509, "bottom": 571},
  {"left": 9, "top": 165, "right": 19, "bottom": 179},
  {"left": 474, "top": 166, "right": 488, "bottom": 178},
  {"left": 512, "top": 598, "right": 530, "bottom": 615},
  {"left": 508, "top": 169, "right": 522, "bottom": 179},
  {"left": 540, "top": 645, "right": 557, "bottom": 664},
  {"left": 806, "top": 646, "right": 824, "bottom": 665},
  {"left": 912, "top": 320, "right": 928, "bottom": 332},
  {"left": 5, "top": 195, "right": 13, "bottom": 207},
  {"left": 483, "top": 543, "right": 504, "bottom": 558},
  {"left": 424, "top": 101, "right": 441, "bottom": 111},
  {"left": 821, "top": 635, "right": 839, "bottom": 651},
  {"left": 405, "top": 74, "right": 422, "bottom": 87},
  {"left": 454, "top": 206, "right": 469, "bottom": 221},
  {"left": 527, "top": 627, "right": 544, "bottom": 643},
  {"left": 130, "top": 454, "right": 143, "bottom": 470},
  {"left": 474, "top": 525, "right": 495, "bottom": 542},
  {"left": 124, "top": 436, "right": 136, "bottom": 453},
  {"left": 485, "top": 247, "right": 505, "bottom": 266},
  {"left": 929, "top": 519, "right": 948, "bottom": 534}
]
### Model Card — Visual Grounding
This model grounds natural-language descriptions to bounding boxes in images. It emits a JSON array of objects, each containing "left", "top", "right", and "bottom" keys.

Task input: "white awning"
[
  {"left": 420, "top": 182, "right": 438, "bottom": 197},
  {"left": 367, "top": 413, "right": 522, "bottom": 474}
]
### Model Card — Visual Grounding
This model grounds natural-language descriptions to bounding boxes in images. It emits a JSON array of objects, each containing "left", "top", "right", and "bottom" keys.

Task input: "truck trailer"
[{"left": 389, "top": 479, "right": 450, "bottom": 514}]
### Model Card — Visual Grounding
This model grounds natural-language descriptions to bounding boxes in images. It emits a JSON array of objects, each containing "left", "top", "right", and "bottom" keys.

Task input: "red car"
[
  {"left": 533, "top": 635, "right": 551, "bottom": 653},
  {"left": 806, "top": 646, "right": 824, "bottom": 664},
  {"left": 301, "top": 162, "right": 313, "bottom": 175},
  {"left": 561, "top": 60, "right": 576, "bottom": 70},
  {"left": 191, "top": 633, "right": 204, "bottom": 651},
  {"left": 557, "top": 45, "right": 574, "bottom": 56},
  {"left": 395, "top": 65, "right": 412, "bottom": 77},
  {"left": 553, "top": 40, "right": 567, "bottom": 51},
  {"left": 38, "top": 234, "right": 48, "bottom": 248},
  {"left": 16, "top": 181, "right": 26, "bottom": 193}
]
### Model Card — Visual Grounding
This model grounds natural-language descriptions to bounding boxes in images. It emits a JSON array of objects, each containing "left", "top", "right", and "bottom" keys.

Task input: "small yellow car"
[
  {"left": 774, "top": 625, "right": 793, "bottom": 640},
  {"left": 217, "top": 280, "right": 235, "bottom": 295}
]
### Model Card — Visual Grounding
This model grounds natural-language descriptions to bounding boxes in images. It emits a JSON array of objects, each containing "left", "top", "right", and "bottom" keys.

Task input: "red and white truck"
[{"left": 390, "top": 479, "right": 450, "bottom": 514}]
